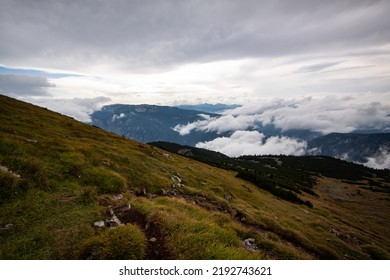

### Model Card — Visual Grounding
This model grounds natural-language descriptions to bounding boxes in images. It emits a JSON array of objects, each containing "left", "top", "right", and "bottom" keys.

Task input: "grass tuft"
[
  {"left": 79, "top": 224, "right": 147, "bottom": 259},
  {"left": 81, "top": 167, "right": 126, "bottom": 194}
]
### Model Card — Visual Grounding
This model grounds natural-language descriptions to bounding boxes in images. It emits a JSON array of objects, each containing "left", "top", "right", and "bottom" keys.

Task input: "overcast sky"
[{"left": 1, "top": 0, "right": 390, "bottom": 125}]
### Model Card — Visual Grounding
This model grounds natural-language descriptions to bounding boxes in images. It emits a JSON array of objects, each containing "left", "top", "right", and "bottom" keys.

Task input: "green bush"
[{"left": 80, "top": 225, "right": 147, "bottom": 259}]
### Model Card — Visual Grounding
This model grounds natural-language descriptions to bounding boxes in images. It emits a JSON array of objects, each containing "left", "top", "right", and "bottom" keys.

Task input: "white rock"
[
  {"left": 112, "top": 194, "right": 124, "bottom": 201},
  {"left": 93, "top": 221, "right": 105, "bottom": 228}
]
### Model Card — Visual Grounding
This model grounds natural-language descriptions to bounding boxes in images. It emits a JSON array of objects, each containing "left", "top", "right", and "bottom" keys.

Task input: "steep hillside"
[
  {"left": 91, "top": 104, "right": 222, "bottom": 145},
  {"left": 308, "top": 132, "right": 390, "bottom": 164},
  {"left": 1, "top": 95, "right": 389, "bottom": 260}
]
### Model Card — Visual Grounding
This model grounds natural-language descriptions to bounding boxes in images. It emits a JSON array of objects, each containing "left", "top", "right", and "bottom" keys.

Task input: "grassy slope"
[{"left": 0, "top": 95, "right": 389, "bottom": 259}]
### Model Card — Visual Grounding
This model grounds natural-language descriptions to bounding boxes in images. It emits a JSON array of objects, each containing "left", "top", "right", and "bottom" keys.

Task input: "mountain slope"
[
  {"left": 151, "top": 141, "right": 390, "bottom": 206},
  {"left": 91, "top": 104, "right": 222, "bottom": 145},
  {"left": 1, "top": 95, "right": 389, "bottom": 260},
  {"left": 308, "top": 133, "right": 390, "bottom": 165}
]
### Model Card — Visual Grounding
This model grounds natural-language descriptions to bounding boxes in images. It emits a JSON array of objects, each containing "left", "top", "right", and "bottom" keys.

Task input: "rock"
[
  {"left": 244, "top": 238, "right": 255, "bottom": 245},
  {"left": 171, "top": 173, "right": 184, "bottom": 188},
  {"left": 0, "top": 223, "right": 14, "bottom": 230},
  {"left": 172, "top": 175, "right": 182, "bottom": 183},
  {"left": 149, "top": 237, "right": 157, "bottom": 242},
  {"left": 112, "top": 194, "right": 123, "bottom": 201},
  {"left": 109, "top": 208, "right": 122, "bottom": 226},
  {"left": 224, "top": 189, "right": 233, "bottom": 201},
  {"left": 26, "top": 138, "right": 38, "bottom": 144},
  {"left": 329, "top": 226, "right": 340, "bottom": 236},
  {"left": 93, "top": 221, "right": 105, "bottom": 228},
  {"left": 163, "top": 153, "right": 173, "bottom": 159},
  {"left": 0, "top": 165, "right": 9, "bottom": 173},
  {"left": 0, "top": 165, "right": 21, "bottom": 178},
  {"left": 243, "top": 238, "right": 257, "bottom": 252}
]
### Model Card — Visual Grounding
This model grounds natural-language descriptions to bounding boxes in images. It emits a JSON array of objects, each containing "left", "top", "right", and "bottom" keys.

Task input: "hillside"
[
  {"left": 308, "top": 132, "right": 390, "bottom": 164},
  {"left": 1, "top": 94, "right": 390, "bottom": 260},
  {"left": 151, "top": 141, "right": 390, "bottom": 206}
]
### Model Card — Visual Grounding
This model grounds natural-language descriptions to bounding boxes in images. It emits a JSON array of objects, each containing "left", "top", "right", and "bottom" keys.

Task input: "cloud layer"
[
  {"left": 196, "top": 130, "right": 307, "bottom": 157},
  {"left": 1, "top": 1, "right": 390, "bottom": 106},
  {"left": 20, "top": 96, "right": 111, "bottom": 123},
  {"left": 1, "top": 0, "right": 390, "bottom": 73},
  {"left": 175, "top": 94, "right": 390, "bottom": 135},
  {"left": 0, "top": 74, "right": 54, "bottom": 96},
  {"left": 364, "top": 147, "right": 390, "bottom": 169}
]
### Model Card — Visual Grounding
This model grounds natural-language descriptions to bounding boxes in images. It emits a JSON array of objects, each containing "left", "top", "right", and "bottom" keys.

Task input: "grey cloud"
[
  {"left": 1, "top": 0, "right": 389, "bottom": 72},
  {"left": 0, "top": 74, "right": 54, "bottom": 97},
  {"left": 363, "top": 147, "right": 390, "bottom": 169},
  {"left": 175, "top": 94, "right": 390, "bottom": 135},
  {"left": 174, "top": 114, "right": 259, "bottom": 135},
  {"left": 20, "top": 96, "right": 111, "bottom": 123},
  {"left": 296, "top": 62, "right": 343, "bottom": 73},
  {"left": 112, "top": 113, "right": 126, "bottom": 121}
]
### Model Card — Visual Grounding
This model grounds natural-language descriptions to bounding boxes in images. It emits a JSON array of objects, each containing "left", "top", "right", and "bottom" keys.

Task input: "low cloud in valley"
[{"left": 196, "top": 130, "right": 307, "bottom": 157}]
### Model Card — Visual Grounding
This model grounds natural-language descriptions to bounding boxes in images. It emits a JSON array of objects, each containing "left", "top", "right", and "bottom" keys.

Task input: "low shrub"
[
  {"left": 80, "top": 224, "right": 147, "bottom": 259},
  {"left": 82, "top": 167, "right": 126, "bottom": 194}
]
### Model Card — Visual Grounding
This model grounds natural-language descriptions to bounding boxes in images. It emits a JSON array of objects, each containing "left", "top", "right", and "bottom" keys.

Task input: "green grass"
[
  {"left": 133, "top": 196, "right": 263, "bottom": 259},
  {"left": 80, "top": 224, "right": 147, "bottom": 259},
  {"left": 1, "top": 95, "right": 389, "bottom": 259}
]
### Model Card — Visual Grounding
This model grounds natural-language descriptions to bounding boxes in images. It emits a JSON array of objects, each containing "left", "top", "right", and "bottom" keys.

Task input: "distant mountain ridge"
[
  {"left": 308, "top": 133, "right": 390, "bottom": 165},
  {"left": 91, "top": 103, "right": 390, "bottom": 169},
  {"left": 175, "top": 103, "right": 240, "bottom": 113},
  {"left": 91, "top": 104, "right": 224, "bottom": 146}
]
